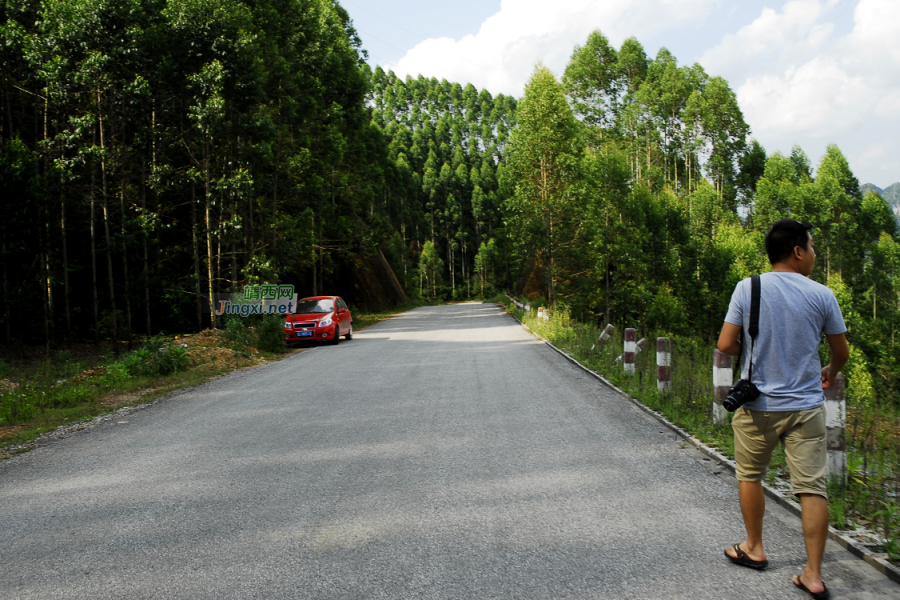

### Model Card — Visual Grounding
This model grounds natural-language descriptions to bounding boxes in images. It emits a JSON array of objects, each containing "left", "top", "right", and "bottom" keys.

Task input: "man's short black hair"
[{"left": 765, "top": 219, "right": 814, "bottom": 265}]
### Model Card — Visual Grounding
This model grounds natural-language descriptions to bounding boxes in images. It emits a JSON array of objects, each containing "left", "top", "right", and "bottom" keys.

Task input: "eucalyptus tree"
[
  {"left": 504, "top": 64, "right": 582, "bottom": 305},
  {"left": 418, "top": 239, "right": 442, "bottom": 298},
  {"left": 563, "top": 30, "right": 620, "bottom": 140},
  {"left": 1, "top": 0, "right": 414, "bottom": 347}
]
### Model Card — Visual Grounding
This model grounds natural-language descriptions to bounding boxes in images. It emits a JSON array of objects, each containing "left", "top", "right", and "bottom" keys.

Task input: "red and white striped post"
[
  {"left": 593, "top": 324, "right": 614, "bottom": 351},
  {"left": 657, "top": 337, "right": 671, "bottom": 393},
  {"left": 712, "top": 349, "right": 733, "bottom": 424},
  {"left": 824, "top": 373, "right": 847, "bottom": 486},
  {"left": 599, "top": 324, "right": 614, "bottom": 342},
  {"left": 537, "top": 307, "right": 543, "bottom": 321},
  {"left": 624, "top": 328, "right": 636, "bottom": 374}
]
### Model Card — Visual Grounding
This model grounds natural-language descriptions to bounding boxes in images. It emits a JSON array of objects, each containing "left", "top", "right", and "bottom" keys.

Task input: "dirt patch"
[
  {"left": 0, "top": 425, "right": 25, "bottom": 442},
  {"left": 72, "top": 366, "right": 107, "bottom": 382},
  {"left": 99, "top": 388, "right": 155, "bottom": 407}
]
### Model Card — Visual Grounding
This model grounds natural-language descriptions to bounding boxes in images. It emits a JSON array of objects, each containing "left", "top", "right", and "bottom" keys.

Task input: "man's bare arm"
[
  {"left": 716, "top": 322, "right": 742, "bottom": 356},
  {"left": 821, "top": 332, "right": 850, "bottom": 390}
]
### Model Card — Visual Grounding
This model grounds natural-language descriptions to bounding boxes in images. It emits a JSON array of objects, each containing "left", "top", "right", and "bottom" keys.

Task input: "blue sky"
[{"left": 345, "top": 0, "right": 898, "bottom": 188}]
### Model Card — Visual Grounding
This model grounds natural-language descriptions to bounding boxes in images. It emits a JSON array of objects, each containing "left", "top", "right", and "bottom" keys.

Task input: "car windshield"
[{"left": 295, "top": 299, "right": 334, "bottom": 314}]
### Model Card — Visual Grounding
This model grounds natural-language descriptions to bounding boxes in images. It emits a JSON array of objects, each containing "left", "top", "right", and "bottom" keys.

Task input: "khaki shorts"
[{"left": 732, "top": 405, "right": 828, "bottom": 498}]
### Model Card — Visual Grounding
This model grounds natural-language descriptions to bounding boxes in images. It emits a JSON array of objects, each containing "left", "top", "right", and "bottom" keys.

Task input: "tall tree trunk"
[
  {"left": 44, "top": 212, "right": 54, "bottom": 346},
  {"left": 401, "top": 222, "right": 407, "bottom": 289},
  {"left": 60, "top": 168, "right": 71, "bottom": 344},
  {"left": 119, "top": 182, "right": 132, "bottom": 350},
  {"left": 90, "top": 157, "right": 99, "bottom": 345},
  {"left": 98, "top": 96, "right": 118, "bottom": 354},
  {"left": 248, "top": 189, "right": 254, "bottom": 280},
  {"left": 311, "top": 212, "right": 317, "bottom": 296},
  {"left": 687, "top": 152, "right": 692, "bottom": 194},
  {"left": 192, "top": 181, "right": 202, "bottom": 331},
  {"left": 605, "top": 203, "right": 610, "bottom": 324},
  {"left": 461, "top": 232, "right": 467, "bottom": 297},
  {"left": 141, "top": 162, "right": 151, "bottom": 335},
  {"left": 204, "top": 141, "right": 215, "bottom": 329},
  {"left": 40, "top": 223, "right": 50, "bottom": 356},
  {"left": 42, "top": 97, "right": 53, "bottom": 350},
  {"left": 231, "top": 197, "right": 237, "bottom": 289},
  {"left": 216, "top": 212, "right": 222, "bottom": 293},
  {"left": 673, "top": 128, "right": 678, "bottom": 191},
  {"left": 2, "top": 226, "right": 8, "bottom": 346},
  {"left": 446, "top": 229, "right": 454, "bottom": 296}
]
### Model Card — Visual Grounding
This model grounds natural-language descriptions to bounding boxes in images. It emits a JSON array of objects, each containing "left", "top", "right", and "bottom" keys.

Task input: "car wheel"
[
  {"left": 344, "top": 324, "right": 353, "bottom": 340},
  {"left": 330, "top": 326, "right": 340, "bottom": 345}
]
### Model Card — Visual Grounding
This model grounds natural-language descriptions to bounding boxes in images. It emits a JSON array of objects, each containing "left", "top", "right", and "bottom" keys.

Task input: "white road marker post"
[
  {"left": 824, "top": 373, "right": 847, "bottom": 486},
  {"left": 624, "top": 328, "right": 636, "bottom": 375},
  {"left": 712, "top": 349, "right": 733, "bottom": 425},
  {"left": 657, "top": 338, "right": 671, "bottom": 393}
]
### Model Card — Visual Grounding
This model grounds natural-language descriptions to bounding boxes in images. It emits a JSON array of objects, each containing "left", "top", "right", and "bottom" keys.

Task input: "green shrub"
[
  {"left": 1, "top": 392, "right": 34, "bottom": 423},
  {"left": 121, "top": 349, "right": 152, "bottom": 376},
  {"left": 49, "top": 385, "right": 94, "bottom": 409},
  {"left": 113, "top": 340, "right": 190, "bottom": 377},
  {"left": 153, "top": 346, "right": 189, "bottom": 375},
  {"left": 224, "top": 315, "right": 253, "bottom": 346},
  {"left": 256, "top": 315, "right": 286, "bottom": 353},
  {"left": 104, "top": 362, "right": 131, "bottom": 384}
]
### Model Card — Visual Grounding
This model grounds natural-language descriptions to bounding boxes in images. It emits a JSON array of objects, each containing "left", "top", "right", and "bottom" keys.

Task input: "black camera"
[{"left": 723, "top": 379, "right": 760, "bottom": 412}]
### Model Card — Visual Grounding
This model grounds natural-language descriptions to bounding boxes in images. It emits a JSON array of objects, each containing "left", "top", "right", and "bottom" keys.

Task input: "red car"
[{"left": 283, "top": 296, "right": 353, "bottom": 344}]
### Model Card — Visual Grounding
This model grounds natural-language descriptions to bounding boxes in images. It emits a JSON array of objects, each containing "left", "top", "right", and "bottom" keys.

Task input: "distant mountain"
[
  {"left": 884, "top": 183, "right": 900, "bottom": 206},
  {"left": 862, "top": 182, "right": 900, "bottom": 226},
  {"left": 861, "top": 182, "right": 900, "bottom": 204},
  {"left": 862, "top": 183, "right": 883, "bottom": 196}
]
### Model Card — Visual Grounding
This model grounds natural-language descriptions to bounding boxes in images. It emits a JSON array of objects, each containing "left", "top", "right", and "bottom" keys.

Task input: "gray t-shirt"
[{"left": 724, "top": 272, "right": 846, "bottom": 411}]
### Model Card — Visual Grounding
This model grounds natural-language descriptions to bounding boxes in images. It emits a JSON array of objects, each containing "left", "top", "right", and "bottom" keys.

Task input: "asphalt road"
[{"left": 1, "top": 303, "right": 897, "bottom": 599}]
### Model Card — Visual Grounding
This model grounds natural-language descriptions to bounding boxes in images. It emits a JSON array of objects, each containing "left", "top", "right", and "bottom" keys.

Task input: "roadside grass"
[
  {"left": 0, "top": 317, "right": 290, "bottom": 455},
  {"left": 0, "top": 303, "right": 427, "bottom": 456},
  {"left": 499, "top": 297, "right": 900, "bottom": 560}
]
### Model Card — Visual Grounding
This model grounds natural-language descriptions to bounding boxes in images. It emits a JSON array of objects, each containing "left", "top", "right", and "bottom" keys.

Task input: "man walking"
[{"left": 717, "top": 219, "right": 849, "bottom": 600}]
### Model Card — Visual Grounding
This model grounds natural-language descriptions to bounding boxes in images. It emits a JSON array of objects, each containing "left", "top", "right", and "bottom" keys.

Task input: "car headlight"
[
  {"left": 318, "top": 317, "right": 332, "bottom": 327},
  {"left": 284, "top": 321, "right": 291, "bottom": 329}
]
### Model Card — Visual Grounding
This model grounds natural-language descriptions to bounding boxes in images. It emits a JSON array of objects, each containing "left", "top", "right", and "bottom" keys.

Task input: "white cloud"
[
  {"left": 387, "top": 0, "right": 718, "bottom": 96},
  {"left": 700, "top": 0, "right": 900, "bottom": 185},
  {"left": 700, "top": 1, "right": 834, "bottom": 75},
  {"left": 385, "top": 0, "right": 900, "bottom": 185}
]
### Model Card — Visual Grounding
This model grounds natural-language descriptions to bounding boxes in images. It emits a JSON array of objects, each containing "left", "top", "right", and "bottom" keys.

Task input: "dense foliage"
[
  {"left": 368, "top": 67, "right": 516, "bottom": 298},
  {"left": 496, "top": 32, "right": 900, "bottom": 406},
  {"left": 2, "top": 5, "right": 899, "bottom": 407},
  {"left": 1, "top": 0, "right": 402, "bottom": 349}
]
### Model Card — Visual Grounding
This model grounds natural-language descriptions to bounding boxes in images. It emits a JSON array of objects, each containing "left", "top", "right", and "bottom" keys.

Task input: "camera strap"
[{"left": 747, "top": 274, "right": 760, "bottom": 381}]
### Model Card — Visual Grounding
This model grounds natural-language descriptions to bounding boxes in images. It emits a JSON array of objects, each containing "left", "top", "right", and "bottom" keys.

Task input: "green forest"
[{"left": 2, "top": 1, "right": 899, "bottom": 406}]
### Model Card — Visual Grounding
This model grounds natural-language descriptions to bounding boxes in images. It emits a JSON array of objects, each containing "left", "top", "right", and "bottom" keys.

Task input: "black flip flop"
[
  {"left": 794, "top": 575, "right": 830, "bottom": 599},
  {"left": 724, "top": 543, "right": 769, "bottom": 570}
]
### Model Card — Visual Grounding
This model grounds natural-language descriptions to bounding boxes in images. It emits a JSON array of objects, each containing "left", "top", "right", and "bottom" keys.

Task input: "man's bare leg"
[
  {"left": 726, "top": 480, "right": 767, "bottom": 561},
  {"left": 793, "top": 493, "right": 828, "bottom": 594}
]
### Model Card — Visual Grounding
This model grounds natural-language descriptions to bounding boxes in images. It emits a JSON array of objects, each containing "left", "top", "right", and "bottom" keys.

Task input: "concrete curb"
[{"left": 500, "top": 300, "right": 900, "bottom": 585}]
